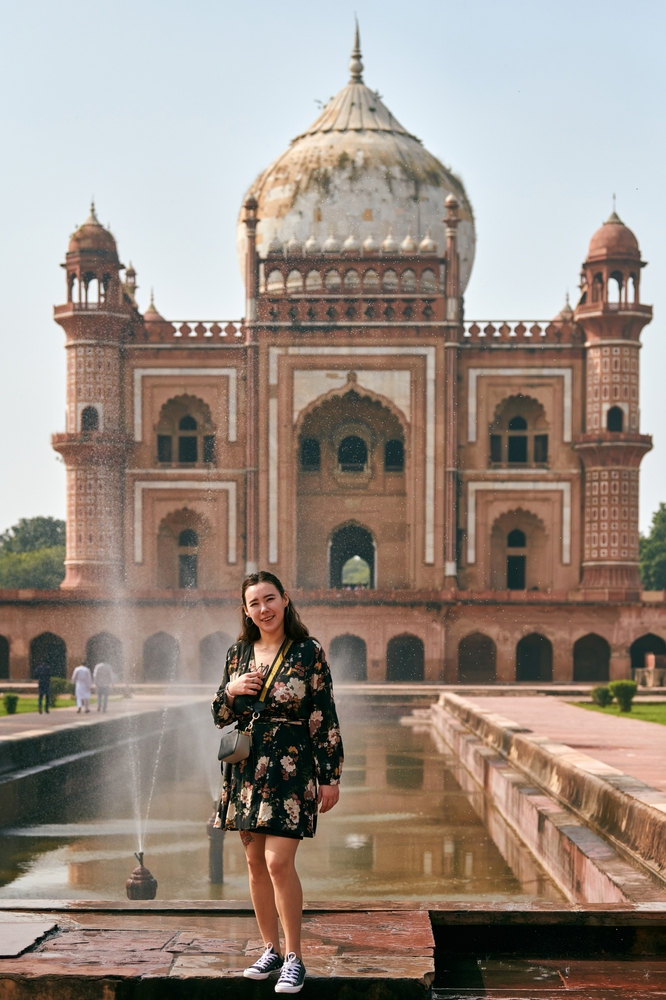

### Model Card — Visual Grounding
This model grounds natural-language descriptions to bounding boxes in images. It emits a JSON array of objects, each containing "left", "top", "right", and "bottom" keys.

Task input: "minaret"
[
  {"left": 243, "top": 195, "right": 260, "bottom": 574},
  {"left": 52, "top": 204, "right": 132, "bottom": 589},
  {"left": 574, "top": 211, "right": 652, "bottom": 591},
  {"left": 444, "top": 194, "right": 461, "bottom": 584}
]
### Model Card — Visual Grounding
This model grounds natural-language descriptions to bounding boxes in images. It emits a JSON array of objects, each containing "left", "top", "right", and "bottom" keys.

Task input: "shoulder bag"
[{"left": 217, "top": 638, "right": 293, "bottom": 764}]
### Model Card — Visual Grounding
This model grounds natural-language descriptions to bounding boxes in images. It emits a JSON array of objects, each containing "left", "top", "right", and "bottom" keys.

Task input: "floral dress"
[{"left": 211, "top": 637, "right": 343, "bottom": 838}]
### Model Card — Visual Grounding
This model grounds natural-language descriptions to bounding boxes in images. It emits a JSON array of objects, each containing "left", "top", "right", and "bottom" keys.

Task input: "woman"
[{"left": 212, "top": 571, "right": 343, "bottom": 993}]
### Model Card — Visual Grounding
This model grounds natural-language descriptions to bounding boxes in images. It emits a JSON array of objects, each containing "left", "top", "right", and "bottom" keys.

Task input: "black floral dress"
[{"left": 211, "top": 637, "right": 343, "bottom": 839}]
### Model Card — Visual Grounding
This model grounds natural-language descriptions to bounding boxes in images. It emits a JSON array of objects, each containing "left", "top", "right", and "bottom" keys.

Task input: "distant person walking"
[
  {"left": 34, "top": 662, "right": 51, "bottom": 714},
  {"left": 212, "top": 571, "right": 343, "bottom": 994},
  {"left": 71, "top": 664, "right": 92, "bottom": 713},
  {"left": 93, "top": 661, "right": 114, "bottom": 712}
]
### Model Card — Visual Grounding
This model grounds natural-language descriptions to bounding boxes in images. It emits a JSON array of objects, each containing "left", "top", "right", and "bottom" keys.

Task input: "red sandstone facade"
[{"left": 0, "top": 37, "right": 664, "bottom": 686}]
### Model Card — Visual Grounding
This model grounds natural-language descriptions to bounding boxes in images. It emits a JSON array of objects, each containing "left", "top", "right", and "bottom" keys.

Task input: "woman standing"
[{"left": 212, "top": 571, "right": 343, "bottom": 993}]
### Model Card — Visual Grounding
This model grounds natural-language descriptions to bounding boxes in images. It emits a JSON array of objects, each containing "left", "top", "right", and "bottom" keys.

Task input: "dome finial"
[
  {"left": 349, "top": 18, "right": 363, "bottom": 83},
  {"left": 86, "top": 199, "right": 101, "bottom": 225}
]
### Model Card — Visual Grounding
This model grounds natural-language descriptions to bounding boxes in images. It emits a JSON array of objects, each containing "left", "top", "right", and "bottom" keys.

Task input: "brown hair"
[{"left": 238, "top": 571, "right": 310, "bottom": 644}]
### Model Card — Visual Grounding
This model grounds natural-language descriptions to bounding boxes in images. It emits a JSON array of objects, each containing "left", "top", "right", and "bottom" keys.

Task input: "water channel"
[{"left": 0, "top": 700, "right": 565, "bottom": 902}]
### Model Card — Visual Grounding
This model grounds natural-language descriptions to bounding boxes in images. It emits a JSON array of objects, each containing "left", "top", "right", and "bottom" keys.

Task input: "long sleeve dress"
[{"left": 211, "top": 637, "right": 343, "bottom": 839}]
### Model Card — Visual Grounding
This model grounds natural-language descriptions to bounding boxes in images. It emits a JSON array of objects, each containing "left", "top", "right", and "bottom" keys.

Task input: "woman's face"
[{"left": 244, "top": 582, "right": 289, "bottom": 638}]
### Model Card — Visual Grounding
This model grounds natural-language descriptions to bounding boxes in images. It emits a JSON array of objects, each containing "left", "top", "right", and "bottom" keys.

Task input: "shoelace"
[
  {"left": 280, "top": 954, "right": 302, "bottom": 983},
  {"left": 254, "top": 945, "right": 279, "bottom": 971}
]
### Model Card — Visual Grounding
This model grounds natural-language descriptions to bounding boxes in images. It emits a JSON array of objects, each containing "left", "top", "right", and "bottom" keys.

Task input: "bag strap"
[{"left": 255, "top": 638, "right": 293, "bottom": 708}]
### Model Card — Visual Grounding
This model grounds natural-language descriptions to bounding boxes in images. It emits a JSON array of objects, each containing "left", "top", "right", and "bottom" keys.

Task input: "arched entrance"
[
  {"left": 329, "top": 635, "right": 367, "bottom": 681},
  {"left": 86, "top": 632, "right": 123, "bottom": 676},
  {"left": 458, "top": 633, "right": 496, "bottom": 684},
  {"left": 143, "top": 632, "right": 180, "bottom": 682},
  {"left": 0, "top": 636, "right": 8, "bottom": 680},
  {"left": 386, "top": 635, "right": 424, "bottom": 682},
  {"left": 329, "top": 525, "right": 375, "bottom": 589},
  {"left": 573, "top": 634, "right": 610, "bottom": 682},
  {"left": 516, "top": 633, "right": 553, "bottom": 682},
  {"left": 30, "top": 632, "right": 67, "bottom": 678},
  {"left": 630, "top": 633, "right": 666, "bottom": 671},
  {"left": 200, "top": 632, "right": 234, "bottom": 684}
]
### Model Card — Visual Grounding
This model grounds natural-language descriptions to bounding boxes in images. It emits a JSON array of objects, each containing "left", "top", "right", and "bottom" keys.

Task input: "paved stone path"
[
  {"left": 470, "top": 696, "right": 666, "bottom": 791},
  {"left": 0, "top": 693, "right": 209, "bottom": 740}
]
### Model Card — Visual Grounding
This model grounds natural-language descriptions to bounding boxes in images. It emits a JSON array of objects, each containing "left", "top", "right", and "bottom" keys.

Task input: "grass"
[
  {"left": 0, "top": 695, "right": 77, "bottom": 716},
  {"left": 576, "top": 702, "right": 666, "bottom": 725}
]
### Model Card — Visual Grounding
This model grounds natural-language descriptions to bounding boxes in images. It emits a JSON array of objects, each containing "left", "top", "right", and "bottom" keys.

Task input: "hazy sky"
[{"left": 1, "top": 0, "right": 664, "bottom": 534}]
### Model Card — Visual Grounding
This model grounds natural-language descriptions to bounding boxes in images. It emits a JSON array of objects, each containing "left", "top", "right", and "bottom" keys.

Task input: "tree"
[
  {"left": 0, "top": 517, "right": 66, "bottom": 590},
  {"left": 640, "top": 503, "right": 666, "bottom": 590},
  {"left": 0, "top": 517, "right": 66, "bottom": 554}
]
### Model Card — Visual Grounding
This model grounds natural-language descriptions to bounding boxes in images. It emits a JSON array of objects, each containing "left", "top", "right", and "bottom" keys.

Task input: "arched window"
[
  {"left": 0, "top": 635, "right": 8, "bottom": 680},
  {"left": 325, "top": 269, "right": 341, "bottom": 291},
  {"left": 630, "top": 633, "right": 666, "bottom": 672},
  {"left": 178, "top": 529, "right": 198, "bottom": 589},
  {"left": 384, "top": 439, "right": 404, "bottom": 472},
  {"left": 573, "top": 633, "right": 610, "bottom": 682},
  {"left": 420, "top": 269, "right": 437, "bottom": 294},
  {"left": 200, "top": 631, "right": 233, "bottom": 683},
  {"left": 81, "top": 406, "right": 99, "bottom": 431},
  {"left": 86, "top": 632, "right": 123, "bottom": 676},
  {"left": 401, "top": 269, "right": 417, "bottom": 293},
  {"left": 157, "top": 396, "right": 216, "bottom": 466},
  {"left": 506, "top": 529, "right": 526, "bottom": 589},
  {"left": 30, "top": 632, "right": 67, "bottom": 679},
  {"left": 343, "top": 269, "right": 360, "bottom": 291},
  {"left": 266, "top": 270, "right": 284, "bottom": 294},
  {"left": 607, "top": 406, "right": 624, "bottom": 432},
  {"left": 363, "top": 269, "right": 380, "bottom": 292},
  {"left": 143, "top": 632, "right": 180, "bottom": 682},
  {"left": 490, "top": 395, "right": 548, "bottom": 467},
  {"left": 609, "top": 270, "right": 623, "bottom": 304},
  {"left": 305, "top": 270, "right": 322, "bottom": 292},
  {"left": 330, "top": 525, "right": 375, "bottom": 588},
  {"left": 382, "top": 269, "right": 398, "bottom": 292},
  {"left": 516, "top": 633, "right": 553, "bottom": 682},
  {"left": 458, "top": 633, "right": 496, "bottom": 684},
  {"left": 386, "top": 635, "right": 424, "bottom": 681},
  {"left": 329, "top": 635, "right": 367, "bottom": 681},
  {"left": 286, "top": 269, "right": 303, "bottom": 293},
  {"left": 338, "top": 436, "right": 367, "bottom": 472},
  {"left": 300, "top": 438, "right": 321, "bottom": 471},
  {"left": 592, "top": 273, "right": 604, "bottom": 302}
]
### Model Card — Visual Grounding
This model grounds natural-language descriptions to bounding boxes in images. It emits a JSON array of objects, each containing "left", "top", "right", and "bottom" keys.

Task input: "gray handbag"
[{"left": 217, "top": 639, "right": 293, "bottom": 765}]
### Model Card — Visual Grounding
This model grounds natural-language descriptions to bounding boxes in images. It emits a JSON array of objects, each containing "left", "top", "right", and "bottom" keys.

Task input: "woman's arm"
[
  {"left": 211, "top": 644, "right": 264, "bottom": 727},
  {"left": 308, "top": 641, "right": 344, "bottom": 794}
]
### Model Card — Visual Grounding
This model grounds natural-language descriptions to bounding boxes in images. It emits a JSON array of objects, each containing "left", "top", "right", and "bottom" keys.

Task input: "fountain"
[{"left": 125, "top": 851, "right": 158, "bottom": 900}]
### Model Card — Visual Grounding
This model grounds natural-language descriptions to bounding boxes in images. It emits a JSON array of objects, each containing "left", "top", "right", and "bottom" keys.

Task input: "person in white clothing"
[
  {"left": 93, "top": 661, "right": 115, "bottom": 713},
  {"left": 71, "top": 664, "right": 93, "bottom": 713}
]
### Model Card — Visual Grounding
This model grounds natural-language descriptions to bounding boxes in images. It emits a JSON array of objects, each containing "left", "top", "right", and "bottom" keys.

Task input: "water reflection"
[{"left": 0, "top": 709, "right": 563, "bottom": 902}]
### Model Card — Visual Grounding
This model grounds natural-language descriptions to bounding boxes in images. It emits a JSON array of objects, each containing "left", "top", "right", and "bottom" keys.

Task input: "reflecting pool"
[{"left": 0, "top": 705, "right": 564, "bottom": 902}]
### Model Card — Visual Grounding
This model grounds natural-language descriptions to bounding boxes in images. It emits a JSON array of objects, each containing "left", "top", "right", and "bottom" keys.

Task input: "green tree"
[
  {"left": 0, "top": 517, "right": 66, "bottom": 553},
  {"left": 640, "top": 503, "right": 666, "bottom": 590}
]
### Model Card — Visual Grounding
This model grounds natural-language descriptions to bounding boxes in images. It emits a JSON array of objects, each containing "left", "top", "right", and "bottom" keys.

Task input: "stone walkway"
[{"left": 469, "top": 696, "right": 666, "bottom": 791}]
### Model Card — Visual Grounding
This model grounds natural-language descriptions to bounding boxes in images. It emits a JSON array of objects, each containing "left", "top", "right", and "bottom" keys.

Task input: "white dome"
[{"left": 237, "top": 28, "right": 475, "bottom": 293}]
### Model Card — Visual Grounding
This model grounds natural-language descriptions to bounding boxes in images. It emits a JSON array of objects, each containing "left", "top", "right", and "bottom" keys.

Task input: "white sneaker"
[{"left": 243, "top": 943, "right": 283, "bottom": 980}]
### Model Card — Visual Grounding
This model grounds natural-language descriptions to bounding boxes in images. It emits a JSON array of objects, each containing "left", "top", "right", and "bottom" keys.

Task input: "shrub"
[
  {"left": 49, "top": 677, "right": 74, "bottom": 707},
  {"left": 608, "top": 679, "right": 638, "bottom": 713},
  {"left": 591, "top": 685, "right": 613, "bottom": 707},
  {"left": 3, "top": 692, "right": 19, "bottom": 714}
]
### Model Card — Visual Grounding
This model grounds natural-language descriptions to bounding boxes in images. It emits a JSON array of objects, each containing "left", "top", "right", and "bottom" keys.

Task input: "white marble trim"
[
  {"left": 467, "top": 367, "right": 573, "bottom": 443},
  {"left": 133, "top": 480, "right": 237, "bottom": 564},
  {"left": 268, "top": 346, "right": 436, "bottom": 565},
  {"left": 466, "top": 480, "right": 571, "bottom": 565},
  {"left": 133, "top": 368, "right": 237, "bottom": 443}
]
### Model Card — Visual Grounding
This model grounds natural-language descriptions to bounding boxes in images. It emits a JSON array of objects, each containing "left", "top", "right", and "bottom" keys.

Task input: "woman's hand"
[
  {"left": 317, "top": 784, "right": 340, "bottom": 814},
  {"left": 226, "top": 670, "right": 265, "bottom": 701}
]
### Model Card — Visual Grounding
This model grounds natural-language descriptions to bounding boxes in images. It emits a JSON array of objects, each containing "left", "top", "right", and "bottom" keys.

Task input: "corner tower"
[
  {"left": 52, "top": 205, "right": 134, "bottom": 589},
  {"left": 574, "top": 212, "right": 652, "bottom": 592}
]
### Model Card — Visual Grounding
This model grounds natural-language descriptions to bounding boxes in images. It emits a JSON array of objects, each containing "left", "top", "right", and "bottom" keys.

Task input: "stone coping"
[{"left": 439, "top": 692, "right": 666, "bottom": 886}]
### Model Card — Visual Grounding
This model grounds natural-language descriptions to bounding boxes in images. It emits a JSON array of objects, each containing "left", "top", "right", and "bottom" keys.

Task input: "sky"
[{"left": 0, "top": 0, "right": 664, "bottom": 535}]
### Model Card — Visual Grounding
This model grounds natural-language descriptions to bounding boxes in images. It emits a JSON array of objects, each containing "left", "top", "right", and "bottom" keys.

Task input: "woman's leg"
[
  {"left": 241, "top": 831, "right": 281, "bottom": 950},
  {"left": 265, "top": 836, "right": 302, "bottom": 958}
]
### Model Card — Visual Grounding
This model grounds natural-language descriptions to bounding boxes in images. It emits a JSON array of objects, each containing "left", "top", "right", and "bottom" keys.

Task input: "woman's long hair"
[{"left": 238, "top": 571, "right": 310, "bottom": 644}]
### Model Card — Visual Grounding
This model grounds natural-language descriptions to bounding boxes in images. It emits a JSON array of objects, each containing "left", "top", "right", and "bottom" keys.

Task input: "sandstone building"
[{"left": 1, "top": 31, "right": 665, "bottom": 685}]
